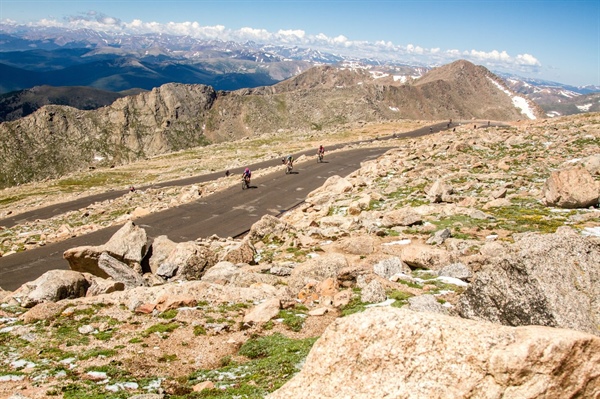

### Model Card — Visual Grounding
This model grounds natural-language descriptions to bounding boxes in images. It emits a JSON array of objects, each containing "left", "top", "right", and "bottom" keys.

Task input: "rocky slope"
[
  {"left": 0, "top": 60, "right": 544, "bottom": 189},
  {"left": 0, "top": 113, "right": 598, "bottom": 398}
]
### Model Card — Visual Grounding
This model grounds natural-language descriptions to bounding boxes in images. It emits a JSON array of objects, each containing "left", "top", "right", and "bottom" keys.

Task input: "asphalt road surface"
[{"left": 0, "top": 121, "right": 451, "bottom": 229}]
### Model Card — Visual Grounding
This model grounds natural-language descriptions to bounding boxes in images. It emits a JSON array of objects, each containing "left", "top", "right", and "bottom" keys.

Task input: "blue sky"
[{"left": 1, "top": 0, "right": 598, "bottom": 87}]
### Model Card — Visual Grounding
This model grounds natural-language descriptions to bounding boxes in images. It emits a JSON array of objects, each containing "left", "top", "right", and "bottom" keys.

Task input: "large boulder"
[
  {"left": 396, "top": 242, "right": 453, "bottom": 271},
  {"left": 458, "top": 227, "right": 600, "bottom": 336},
  {"left": 97, "top": 252, "right": 147, "bottom": 289},
  {"left": 542, "top": 166, "right": 599, "bottom": 208},
  {"left": 201, "top": 261, "right": 240, "bottom": 284},
  {"left": 380, "top": 207, "right": 423, "bottom": 228},
  {"left": 147, "top": 235, "right": 178, "bottom": 274},
  {"left": 267, "top": 307, "right": 600, "bottom": 399},
  {"left": 427, "top": 179, "right": 454, "bottom": 203},
  {"left": 154, "top": 240, "right": 217, "bottom": 281},
  {"left": 63, "top": 221, "right": 148, "bottom": 277},
  {"left": 247, "top": 214, "right": 293, "bottom": 244},
  {"left": 7, "top": 270, "right": 90, "bottom": 308},
  {"left": 287, "top": 253, "right": 349, "bottom": 294}
]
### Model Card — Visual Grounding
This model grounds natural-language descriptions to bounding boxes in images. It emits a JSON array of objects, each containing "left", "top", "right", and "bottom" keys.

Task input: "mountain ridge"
[{"left": 0, "top": 60, "right": 544, "bottom": 189}]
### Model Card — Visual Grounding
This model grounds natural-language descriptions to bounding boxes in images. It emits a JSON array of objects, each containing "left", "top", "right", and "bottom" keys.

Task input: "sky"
[{"left": 0, "top": 0, "right": 599, "bottom": 87}]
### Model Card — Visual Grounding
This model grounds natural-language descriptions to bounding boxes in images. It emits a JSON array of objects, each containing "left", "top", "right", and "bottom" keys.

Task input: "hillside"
[
  {"left": 0, "top": 113, "right": 598, "bottom": 398},
  {"left": 0, "top": 60, "right": 544, "bottom": 189}
]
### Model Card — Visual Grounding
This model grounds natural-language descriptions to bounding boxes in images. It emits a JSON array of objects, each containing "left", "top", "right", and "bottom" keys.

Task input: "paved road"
[
  {"left": 0, "top": 121, "right": 453, "bottom": 229},
  {"left": 0, "top": 146, "right": 392, "bottom": 290}
]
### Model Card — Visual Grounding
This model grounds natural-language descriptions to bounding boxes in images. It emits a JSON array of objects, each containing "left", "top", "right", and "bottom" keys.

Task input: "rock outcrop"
[
  {"left": 267, "top": 307, "right": 600, "bottom": 399},
  {"left": 63, "top": 221, "right": 148, "bottom": 276},
  {"left": 542, "top": 166, "right": 599, "bottom": 208},
  {"left": 458, "top": 227, "right": 600, "bottom": 336}
]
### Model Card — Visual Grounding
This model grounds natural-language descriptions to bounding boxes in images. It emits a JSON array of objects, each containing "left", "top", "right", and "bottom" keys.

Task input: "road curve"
[
  {"left": 0, "top": 146, "right": 392, "bottom": 290},
  {"left": 0, "top": 121, "right": 453, "bottom": 229}
]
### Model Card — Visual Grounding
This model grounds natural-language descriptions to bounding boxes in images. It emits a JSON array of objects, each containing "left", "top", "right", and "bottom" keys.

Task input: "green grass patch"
[
  {"left": 429, "top": 214, "right": 484, "bottom": 238},
  {"left": 217, "top": 302, "right": 252, "bottom": 313},
  {"left": 78, "top": 347, "right": 117, "bottom": 361},
  {"left": 388, "top": 290, "right": 414, "bottom": 308},
  {"left": 158, "top": 309, "right": 179, "bottom": 319},
  {"left": 487, "top": 198, "right": 572, "bottom": 235},
  {"left": 0, "top": 194, "right": 28, "bottom": 206},
  {"left": 193, "top": 325, "right": 207, "bottom": 336},
  {"left": 53, "top": 171, "right": 136, "bottom": 192},
  {"left": 277, "top": 309, "right": 306, "bottom": 332},
  {"left": 188, "top": 333, "right": 317, "bottom": 398},
  {"left": 142, "top": 322, "right": 180, "bottom": 337},
  {"left": 339, "top": 291, "right": 368, "bottom": 317},
  {"left": 158, "top": 354, "right": 178, "bottom": 363}
]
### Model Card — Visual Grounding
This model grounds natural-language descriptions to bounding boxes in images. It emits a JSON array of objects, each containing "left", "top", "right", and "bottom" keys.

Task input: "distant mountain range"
[{"left": 0, "top": 23, "right": 598, "bottom": 120}]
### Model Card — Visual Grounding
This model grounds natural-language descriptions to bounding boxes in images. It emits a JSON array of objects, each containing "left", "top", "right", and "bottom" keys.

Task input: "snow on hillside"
[{"left": 488, "top": 77, "right": 536, "bottom": 120}]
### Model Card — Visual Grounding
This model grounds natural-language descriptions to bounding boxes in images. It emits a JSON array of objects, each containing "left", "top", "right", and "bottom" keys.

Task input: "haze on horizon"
[{"left": 0, "top": 0, "right": 598, "bottom": 87}]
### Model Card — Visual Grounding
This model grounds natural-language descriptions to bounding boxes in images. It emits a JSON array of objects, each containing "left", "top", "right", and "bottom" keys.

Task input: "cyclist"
[
  {"left": 317, "top": 145, "right": 325, "bottom": 161},
  {"left": 282, "top": 155, "right": 294, "bottom": 168},
  {"left": 242, "top": 167, "right": 251, "bottom": 185}
]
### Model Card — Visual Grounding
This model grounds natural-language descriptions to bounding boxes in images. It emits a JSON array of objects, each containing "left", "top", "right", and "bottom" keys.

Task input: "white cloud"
[
  {"left": 239, "top": 27, "right": 271, "bottom": 41},
  {"left": 276, "top": 29, "right": 306, "bottom": 43},
  {"left": 467, "top": 49, "right": 511, "bottom": 62},
  {"left": 9, "top": 14, "right": 544, "bottom": 75},
  {"left": 515, "top": 53, "right": 540, "bottom": 66}
]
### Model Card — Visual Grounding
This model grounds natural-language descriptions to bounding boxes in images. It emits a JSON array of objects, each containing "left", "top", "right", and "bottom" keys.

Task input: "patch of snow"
[
  {"left": 582, "top": 227, "right": 600, "bottom": 237},
  {"left": 393, "top": 75, "right": 407, "bottom": 83},
  {"left": 86, "top": 371, "right": 108, "bottom": 380},
  {"left": 389, "top": 106, "right": 399, "bottom": 112},
  {"left": 145, "top": 378, "right": 164, "bottom": 391},
  {"left": 577, "top": 103, "right": 592, "bottom": 112},
  {"left": 559, "top": 90, "right": 580, "bottom": 99},
  {"left": 370, "top": 71, "right": 389, "bottom": 79},
  {"left": 11, "top": 359, "right": 36, "bottom": 369},
  {"left": 382, "top": 239, "right": 412, "bottom": 246},
  {"left": 488, "top": 77, "right": 536, "bottom": 120},
  {"left": 0, "top": 375, "right": 25, "bottom": 382},
  {"left": 106, "top": 382, "right": 139, "bottom": 392},
  {"left": 435, "top": 276, "right": 469, "bottom": 287},
  {"left": 566, "top": 158, "right": 582, "bottom": 164},
  {"left": 549, "top": 208, "right": 573, "bottom": 213},
  {"left": 365, "top": 298, "right": 396, "bottom": 308},
  {"left": 60, "top": 357, "right": 77, "bottom": 369}
]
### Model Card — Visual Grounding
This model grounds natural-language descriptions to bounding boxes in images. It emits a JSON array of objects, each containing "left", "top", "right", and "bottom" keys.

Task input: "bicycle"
[
  {"left": 317, "top": 152, "right": 324, "bottom": 163},
  {"left": 242, "top": 176, "right": 250, "bottom": 190},
  {"left": 285, "top": 163, "right": 293, "bottom": 174}
]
